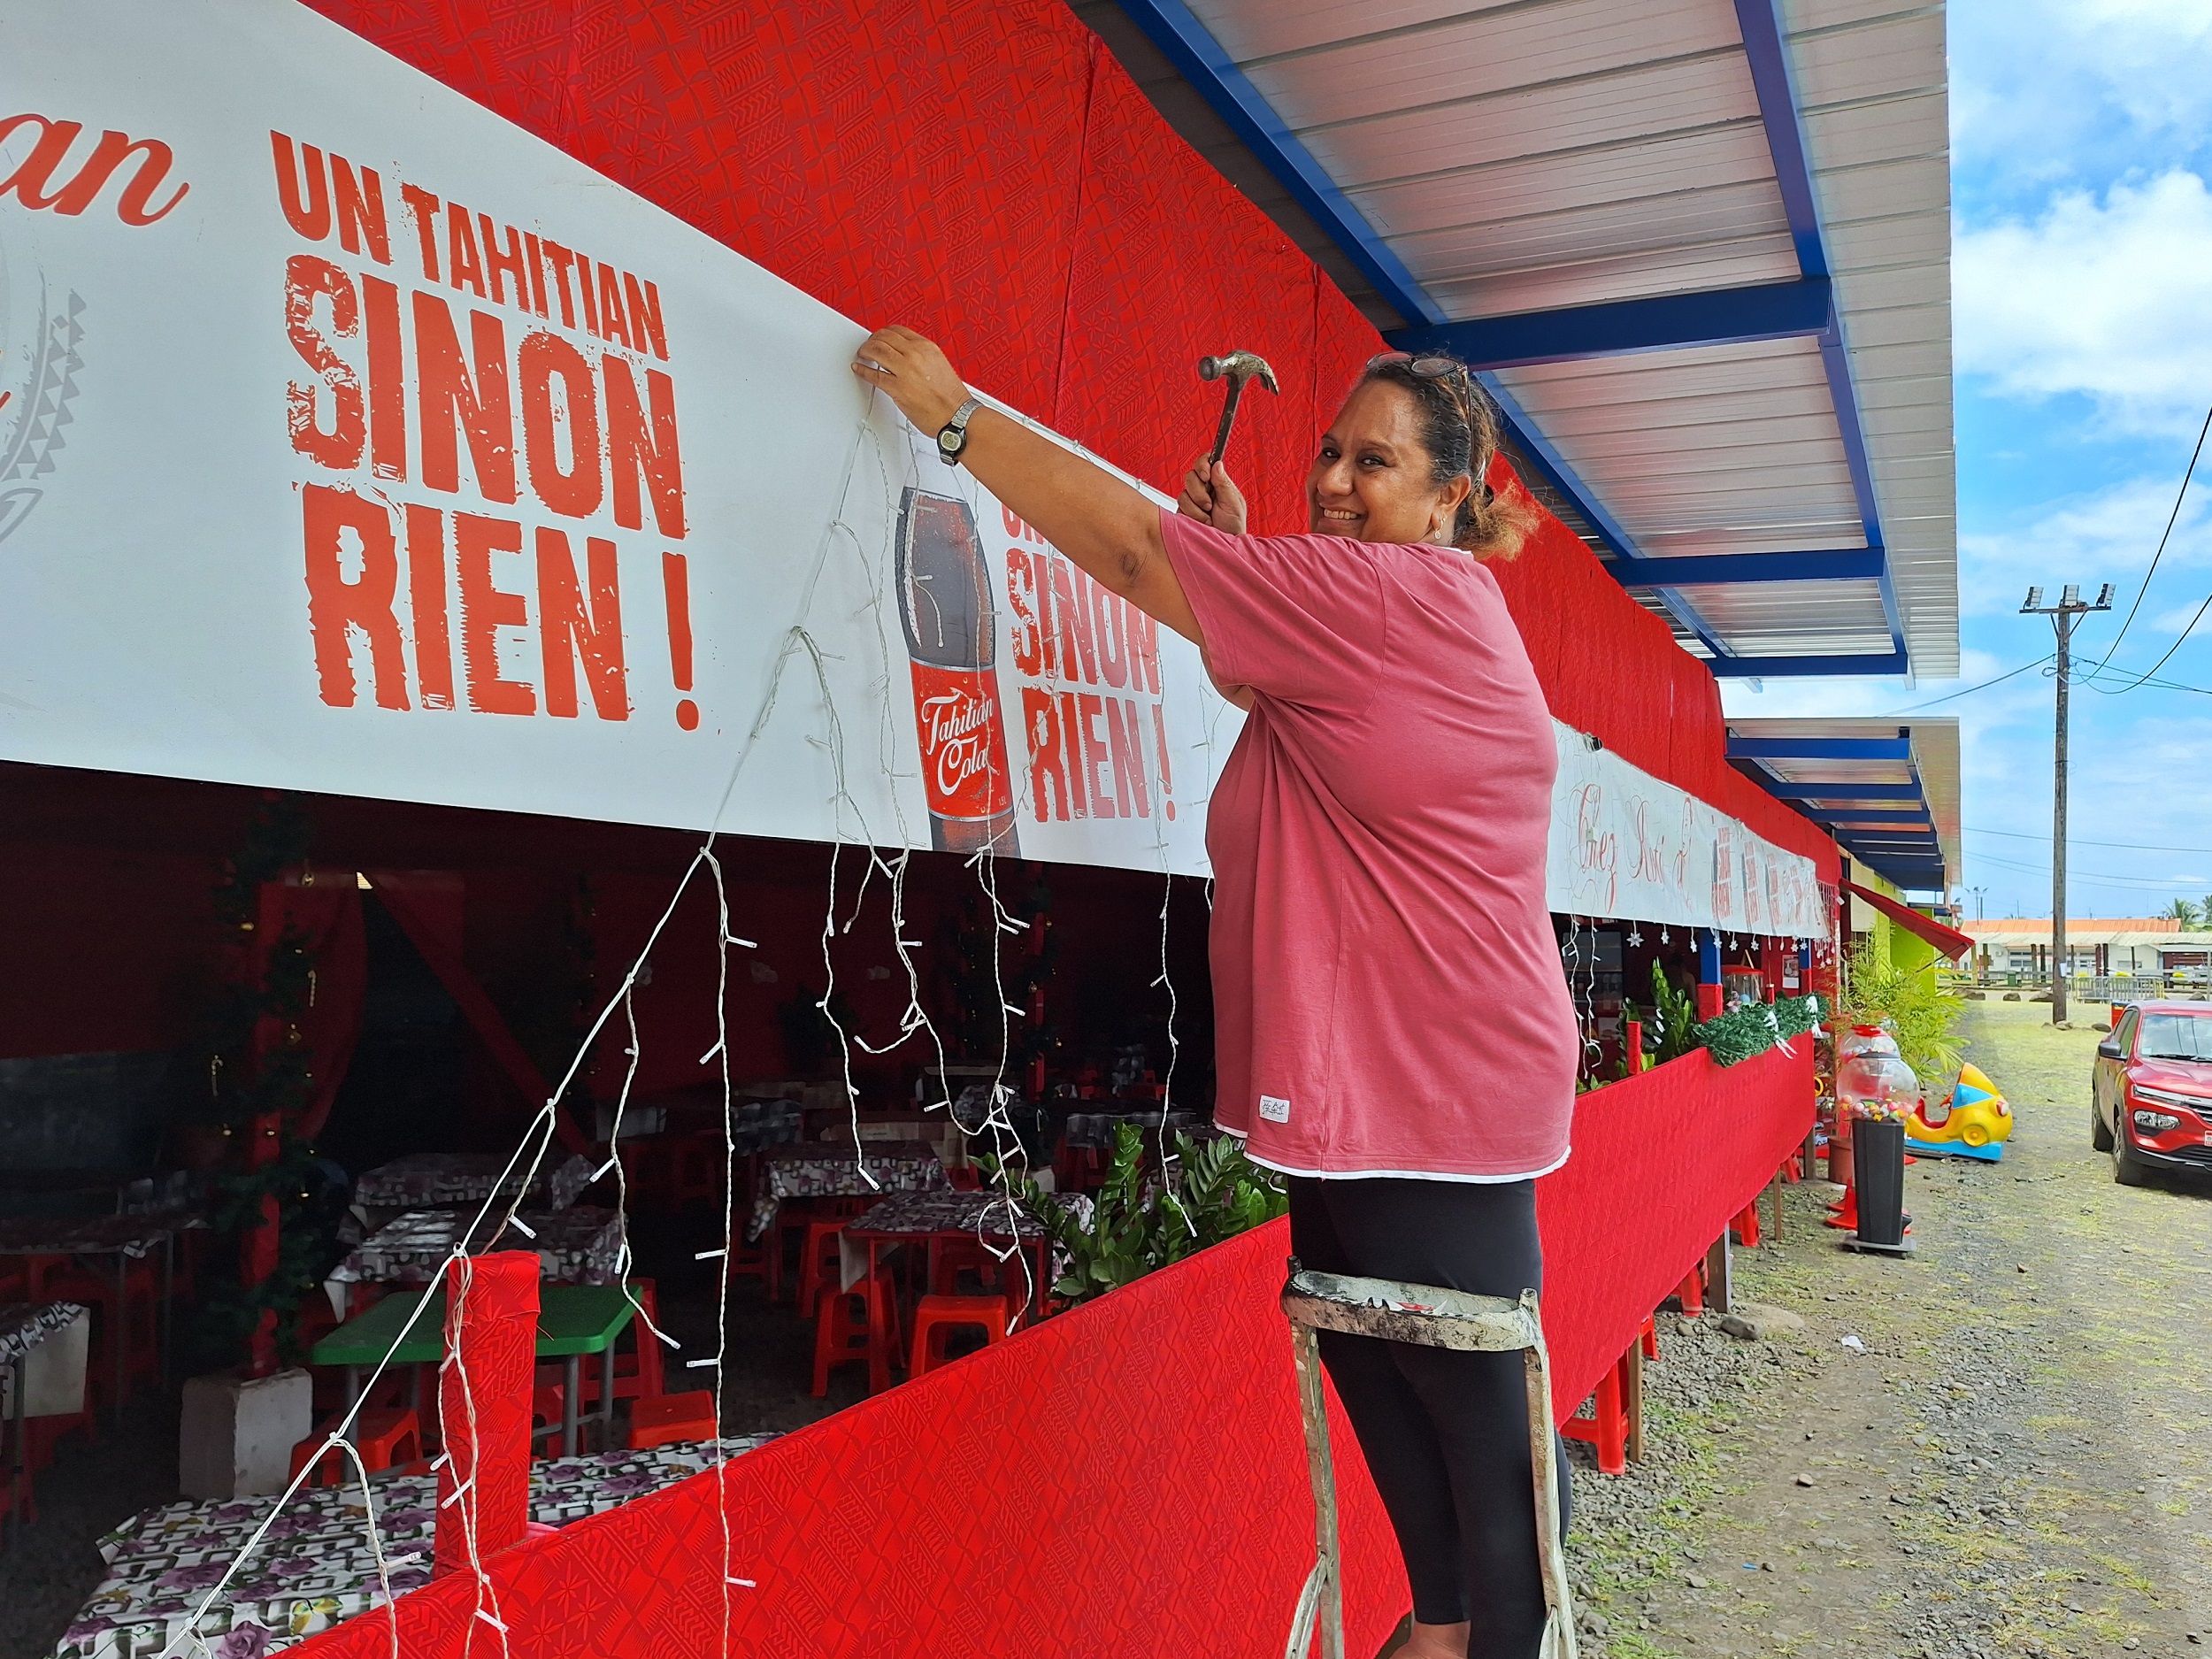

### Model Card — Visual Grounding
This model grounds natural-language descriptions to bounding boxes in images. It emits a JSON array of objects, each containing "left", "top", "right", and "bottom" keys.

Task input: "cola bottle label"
[{"left": 896, "top": 488, "right": 1018, "bottom": 854}]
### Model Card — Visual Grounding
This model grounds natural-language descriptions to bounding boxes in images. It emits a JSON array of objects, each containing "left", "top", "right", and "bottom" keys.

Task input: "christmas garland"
[
  {"left": 188, "top": 793, "right": 335, "bottom": 1366},
  {"left": 1694, "top": 994, "right": 1824, "bottom": 1068}
]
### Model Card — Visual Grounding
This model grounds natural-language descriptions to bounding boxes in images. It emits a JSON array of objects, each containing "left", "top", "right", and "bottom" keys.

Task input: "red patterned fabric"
[
  {"left": 295, "top": 1044, "right": 1812, "bottom": 1658},
  {"left": 301, "top": 1223, "right": 1408, "bottom": 1659},
  {"left": 1536, "top": 1041, "right": 1816, "bottom": 1409},
  {"left": 434, "top": 1251, "right": 542, "bottom": 1578}
]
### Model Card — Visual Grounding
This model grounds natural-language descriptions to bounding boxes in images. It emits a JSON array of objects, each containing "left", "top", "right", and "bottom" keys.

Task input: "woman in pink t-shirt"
[{"left": 853, "top": 327, "right": 1577, "bottom": 1659}]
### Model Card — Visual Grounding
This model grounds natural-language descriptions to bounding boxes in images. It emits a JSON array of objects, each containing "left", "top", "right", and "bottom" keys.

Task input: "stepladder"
[{"left": 1279, "top": 1262, "right": 1578, "bottom": 1659}]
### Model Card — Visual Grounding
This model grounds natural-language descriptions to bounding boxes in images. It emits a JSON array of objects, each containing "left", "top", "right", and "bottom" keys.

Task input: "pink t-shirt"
[{"left": 1162, "top": 508, "right": 1578, "bottom": 1180}]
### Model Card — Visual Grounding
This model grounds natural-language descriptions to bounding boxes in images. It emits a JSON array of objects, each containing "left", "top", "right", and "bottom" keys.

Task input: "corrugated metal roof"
[
  {"left": 1076, "top": 0, "right": 1957, "bottom": 677},
  {"left": 1726, "top": 713, "right": 1958, "bottom": 889}
]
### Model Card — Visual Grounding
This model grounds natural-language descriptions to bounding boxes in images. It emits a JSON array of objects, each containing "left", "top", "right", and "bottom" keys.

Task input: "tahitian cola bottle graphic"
[{"left": 896, "top": 488, "right": 1018, "bottom": 855}]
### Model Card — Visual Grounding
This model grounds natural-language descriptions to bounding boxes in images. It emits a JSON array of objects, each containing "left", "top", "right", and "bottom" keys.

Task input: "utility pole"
[{"left": 2020, "top": 584, "right": 2114, "bottom": 1024}]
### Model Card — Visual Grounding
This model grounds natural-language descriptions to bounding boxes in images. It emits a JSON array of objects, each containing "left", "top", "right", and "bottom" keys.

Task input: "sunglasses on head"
[{"left": 1363, "top": 353, "right": 1496, "bottom": 508}]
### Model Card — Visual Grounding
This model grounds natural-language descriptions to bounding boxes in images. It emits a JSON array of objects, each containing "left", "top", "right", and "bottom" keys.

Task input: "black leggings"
[{"left": 1287, "top": 1176, "right": 1567, "bottom": 1655}]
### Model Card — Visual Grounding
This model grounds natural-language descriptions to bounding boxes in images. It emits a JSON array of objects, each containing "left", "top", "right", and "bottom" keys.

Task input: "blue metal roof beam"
[
  {"left": 1708, "top": 652, "right": 1910, "bottom": 678},
  {"left": 1728, "top": 735, "right": 1911, "bottom": 761},
  {"left": 1388, "top": 278, "right": 1832, "bottom": 371},
  {"left": 1807, "top": 809, "right": 1933, "bottom": 826},
  {"left": 1105, "top": 0, "right": 1742, "bottom": 662},
  {"left": 1617, "top": 550, "right": 1883, "bottom": 587},
  {"left": 1732, "top": 0, "right": 1907, "bottom": 665},
  {"left": 1766, "top": 781, "right": 1924, "bottom": 801}
]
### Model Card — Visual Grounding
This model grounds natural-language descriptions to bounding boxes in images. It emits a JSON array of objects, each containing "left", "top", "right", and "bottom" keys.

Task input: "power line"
[
  {"left": 2086, "top": 397, "right": 2212, "bottom": 677},
  {"left": 1970, "top": 849, "right": 2212, "bottom": 889},
  {"left": 2083, "top": 588, "right": 2212, "bottom": 696},
  {"left": 1967, "top": 826, "right": 2212, "bottom": 856},
  {"left": 1875, "top": 653, "right": 2054, "bottom": 715}
]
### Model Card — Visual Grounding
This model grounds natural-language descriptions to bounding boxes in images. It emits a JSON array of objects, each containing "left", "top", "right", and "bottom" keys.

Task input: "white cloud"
[
  {"left": 1955, "top": 171, "right": 2212, "bottom": 430},
  {"left": 1951, "top": 0, "right": 2212, "bottom": 190},
  {"left": 1956, "top": 472, "right": 2212, "bottom": 624}
]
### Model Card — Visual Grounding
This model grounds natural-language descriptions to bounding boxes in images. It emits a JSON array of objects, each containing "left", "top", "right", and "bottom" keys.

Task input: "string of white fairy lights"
[{"left": 163, "top": 387, "right": 1235, "bottom": 1658}]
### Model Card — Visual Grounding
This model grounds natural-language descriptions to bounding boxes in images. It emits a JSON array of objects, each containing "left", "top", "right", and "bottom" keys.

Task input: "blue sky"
[{"left": 1721, "top": 0, "right": 2212, "bottom": 920}]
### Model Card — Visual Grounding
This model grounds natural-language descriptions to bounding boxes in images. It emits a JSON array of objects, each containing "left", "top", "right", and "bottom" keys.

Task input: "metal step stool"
[{"left": 1279, "top": 1262, "right": 1578, "bottom": 1659}]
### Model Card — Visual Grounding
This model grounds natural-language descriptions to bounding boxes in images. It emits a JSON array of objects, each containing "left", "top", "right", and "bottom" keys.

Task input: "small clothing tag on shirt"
[{"left": 1258, "top": 1094, "right": 1291, "bottom": 1124}]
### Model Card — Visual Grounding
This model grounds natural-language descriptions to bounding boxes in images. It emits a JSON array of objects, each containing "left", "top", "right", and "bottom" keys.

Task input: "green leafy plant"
[
  {"left": 1838, "top": 938, "right": 1963, "bottom": 1082},
  {"left": 2165, "top": 897, "right": 2202, "bottom": 930},
  {"left": 1645, "top": 960, "right": 1702, "bottom": 1064},
  {"left": 989, "top": 1124, "right": 1288, "bottom": 1309}
]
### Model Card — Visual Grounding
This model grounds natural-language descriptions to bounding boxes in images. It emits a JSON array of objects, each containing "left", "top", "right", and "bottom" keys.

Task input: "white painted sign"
[{"left": 1548, "top": 726, "right": 1827, "bottom": 938}]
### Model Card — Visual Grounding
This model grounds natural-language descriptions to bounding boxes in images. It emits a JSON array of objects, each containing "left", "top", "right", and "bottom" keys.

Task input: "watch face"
[{"left": 938, "top": 427, "right": 963, "bottom": 455}]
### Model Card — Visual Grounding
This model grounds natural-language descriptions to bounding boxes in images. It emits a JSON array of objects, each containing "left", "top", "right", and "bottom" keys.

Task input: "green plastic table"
[{"left": 310, "top": 1284, "right": 638, "bottom": 1457}]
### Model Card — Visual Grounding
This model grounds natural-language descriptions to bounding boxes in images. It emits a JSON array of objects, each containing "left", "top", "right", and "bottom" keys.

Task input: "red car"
[{"left": 2093, "top": 1002, "right": 2212, "bottom": 1184}]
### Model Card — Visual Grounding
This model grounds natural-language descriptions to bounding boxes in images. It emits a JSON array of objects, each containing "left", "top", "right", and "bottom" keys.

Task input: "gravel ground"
[{"left": 1559, "top": 999, "right": 2212, "bottom": 1659}]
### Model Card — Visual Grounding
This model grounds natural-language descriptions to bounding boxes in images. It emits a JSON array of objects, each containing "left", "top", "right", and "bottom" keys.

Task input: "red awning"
[{"left": 1841, "top": 881, "right": 1975, "bottom": 962}]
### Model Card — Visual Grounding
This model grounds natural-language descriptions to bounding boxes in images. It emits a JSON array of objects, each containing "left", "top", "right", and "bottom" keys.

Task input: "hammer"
[{"left": 1199, "top": 350, "right": 1279, "bottom": 467}]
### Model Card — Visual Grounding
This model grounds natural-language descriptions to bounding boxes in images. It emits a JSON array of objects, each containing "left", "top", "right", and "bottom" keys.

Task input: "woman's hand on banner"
[
  {"left": 850, "top": 326, "right": 965, "bottom": 435},
  {"left": 1177, "top": 454, "right": 1248, "bottom": 534}
]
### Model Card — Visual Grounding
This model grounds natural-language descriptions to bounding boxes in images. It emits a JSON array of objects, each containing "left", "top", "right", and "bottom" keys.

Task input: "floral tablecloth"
[
  {"left": 57, "top": 1437, "right": 777, "bottom": 1659},
  {"left": 0, "top": 1210, "right": 203, "bottom": 1261},
  {"left": 745, "top": 1141, "right": 946, "bottom": 1241},
  {"left": 0, "top": 1300, "right": 82, "bottom": 1367},
  {"left": 327, "top": 1206, "right": 625, "bottom": 1288},
  {"left": 351, "top": 1153, "right": 597, "bottom": 1213}
]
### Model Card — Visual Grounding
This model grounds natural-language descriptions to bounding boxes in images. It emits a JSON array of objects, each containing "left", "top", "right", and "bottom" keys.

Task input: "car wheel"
[
  {"left": 2112, "top": 1116, "right": 2149, "bottom": 1187},
  {"left": 2090, "top": 1096, "right": 2113, "bottom": 1152}
]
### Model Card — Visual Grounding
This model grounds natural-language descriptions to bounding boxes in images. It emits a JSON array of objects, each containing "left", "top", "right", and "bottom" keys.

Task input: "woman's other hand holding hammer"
[{"left": 1178, "top": 455, "right": 1248, "bottom": 534}]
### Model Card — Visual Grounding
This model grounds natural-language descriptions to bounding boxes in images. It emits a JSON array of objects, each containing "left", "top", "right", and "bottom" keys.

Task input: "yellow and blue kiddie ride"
[{"left": 1907, "top": 1063, "right": 2013, "bottom": 1162}]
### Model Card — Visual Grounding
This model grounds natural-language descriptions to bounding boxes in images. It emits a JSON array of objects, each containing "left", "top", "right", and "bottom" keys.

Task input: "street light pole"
[{"left": 2020, "top": 584, "right": 2114, "bottom": 1024}]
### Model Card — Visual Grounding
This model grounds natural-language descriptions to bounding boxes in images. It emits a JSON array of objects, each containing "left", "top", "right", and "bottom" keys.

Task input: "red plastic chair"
[
  {"left": 811, "top": 1271, "right": 898, "bottom": 1397},
  {"left": 627, "top": 1391, "right": 718, "bottom": 1450},
  {"left": 42, "top": 1263, "right": 158, "bottom": 1409},
  {"left": 289, "top": 1409, "right": 423, "bottom": 1487},
  {"left": 795, "top": 1220, "right": 846, "bottom": 1321},
  {"left": 906, "top": 1294, "right": 1007, "bottom": 1379}
]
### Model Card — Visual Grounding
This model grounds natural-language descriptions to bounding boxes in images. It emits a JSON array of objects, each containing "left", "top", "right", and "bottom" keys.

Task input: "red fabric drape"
[
  {"left": 365, "top": 871, "right": 591, "bottom": 1154},
  {"left": 1840, "top": 882, "right": 1973, "bottom": 960}
]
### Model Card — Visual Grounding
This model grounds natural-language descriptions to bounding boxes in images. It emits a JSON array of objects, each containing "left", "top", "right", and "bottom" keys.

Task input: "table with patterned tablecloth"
[
  {"left": 0, "top": 1211, "right": 204, "bottom": 1261},
  {"left": 745, "top": 1141, "right": 946, "bottom": 1241},
  {"left": 327, "top": 1206, "right": 624, "bottom": 1289},
  {"left": 55, "top": 1437, "right": 777, "bottom": 1659},
  {"left": 847, "top": 1189, "right": 1044, "bottom": 1240},
  {"left": 0, "top": 1300, "right": 82, "bottom": 1368},
  {"left": 350, "top": 1152, "right": 597, "bottom": 1213}
]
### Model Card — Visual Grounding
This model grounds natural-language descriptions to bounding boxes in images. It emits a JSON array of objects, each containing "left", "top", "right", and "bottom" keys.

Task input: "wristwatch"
[{"left": 936, "top": 396, "right": 981, "bottom": 466}]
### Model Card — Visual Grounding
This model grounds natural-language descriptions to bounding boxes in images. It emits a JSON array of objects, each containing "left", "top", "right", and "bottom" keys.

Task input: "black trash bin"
[{"left": 1850, "top": 1116, "right": 1909, "bottom": 1251}]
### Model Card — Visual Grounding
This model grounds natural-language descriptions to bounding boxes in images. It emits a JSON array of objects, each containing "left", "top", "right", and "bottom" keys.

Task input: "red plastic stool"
[
  {"left": 43, "top": 1264, "right": 159, "bottom": 1409},
  {"left": 906, "top": 1294, "right": 1007, "bottom": 1379},
  {"left": 1731, "top": 1199, "right": 1763, "bottom": 1251},
  {"left": 529, "top": 1384, "right": 566, "bottom": 1454},
  {"left": 795, "top": 1219, "right": 846, "bottom": 1320},
  {"left": 1640, "top": 1313, "right": 1660, "bottom": 1362},
  {"left": 627, "top": 1391, "right": 718, "bottom": 1449},
  {"left": 289, "top": 1408, "right": 422, "bottom": 1487},
  {"left": 811, "top": 1272, "right": 897, "bottom": 1397},
  {"left": 1562, "top": 1346, "right": 1632, "bottom": 1476},
  {"left": 1674, "top": 1261, "right": 1706, "bottom": 1317}
]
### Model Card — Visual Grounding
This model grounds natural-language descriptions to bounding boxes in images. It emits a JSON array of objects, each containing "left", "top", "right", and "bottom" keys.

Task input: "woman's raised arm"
[{"left": 851, "top": 326, "right": 1202, "bottom": 646}]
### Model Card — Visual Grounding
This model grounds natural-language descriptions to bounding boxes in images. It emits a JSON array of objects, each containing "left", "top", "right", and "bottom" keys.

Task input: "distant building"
[{"left": 1965, "top": 918, "right": 2212, "bottom": 982}]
